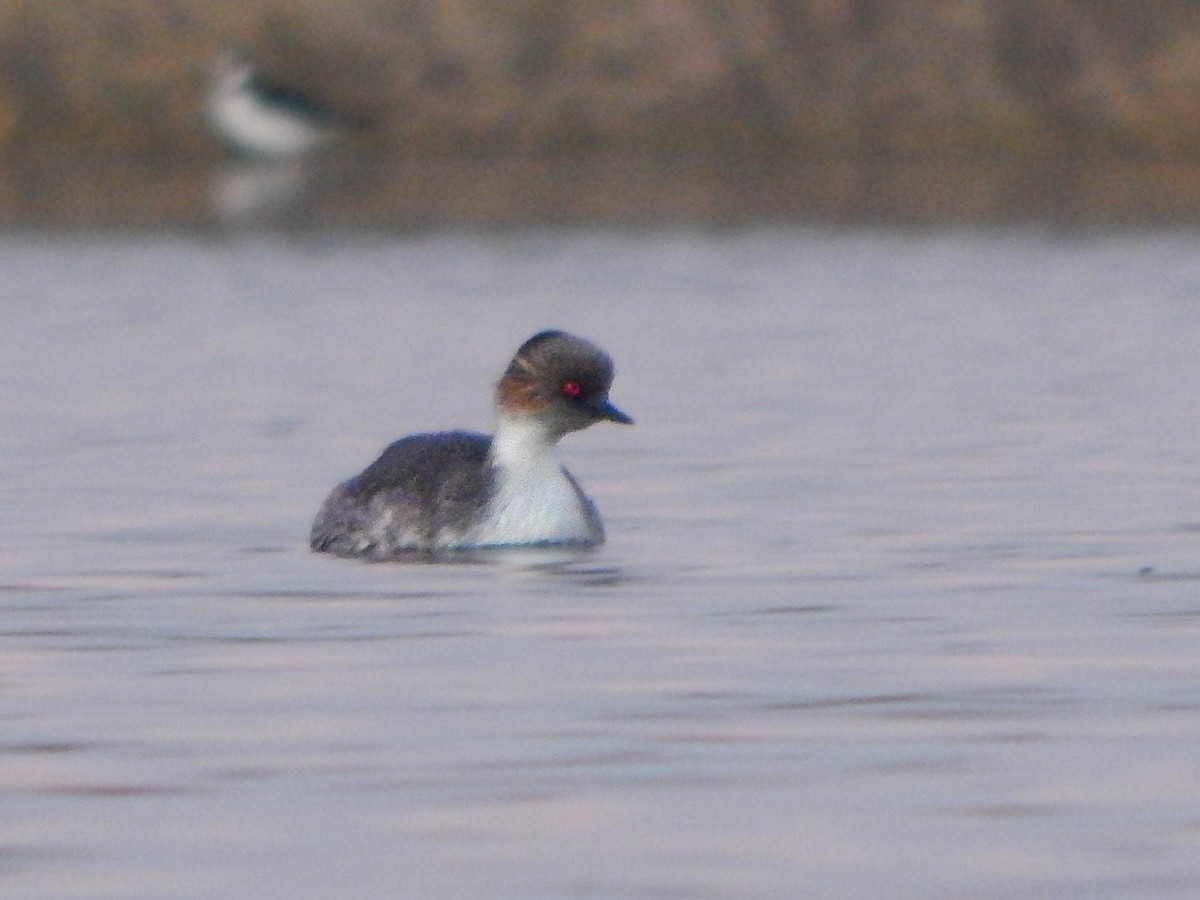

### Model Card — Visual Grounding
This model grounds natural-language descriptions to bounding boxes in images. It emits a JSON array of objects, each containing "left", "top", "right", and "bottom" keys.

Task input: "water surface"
[{"left": 3, "top": 228, "right": 1200, "bottom": 898}]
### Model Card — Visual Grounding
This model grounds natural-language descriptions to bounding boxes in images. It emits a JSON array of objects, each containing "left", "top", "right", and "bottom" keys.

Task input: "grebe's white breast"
[{"left": 463, "top": 417, "right": 602, "bottom": 547}]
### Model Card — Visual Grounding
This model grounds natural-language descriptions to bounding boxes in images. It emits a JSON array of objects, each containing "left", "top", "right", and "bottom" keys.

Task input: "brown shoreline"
[
  {"left": 5, "top": 0, "right": 1200, "bottom": 227},
  {"left": 3, "top": 1, "right": 1200, "bottom": 167},
  {"left": 3, "top": 155, "right": 1200, "bottom": 229}
]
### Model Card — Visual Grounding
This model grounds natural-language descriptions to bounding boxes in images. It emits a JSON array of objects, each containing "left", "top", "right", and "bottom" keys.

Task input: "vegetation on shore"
[{"left": 2, "top": 0, "right": 1200, "bottom": 164}]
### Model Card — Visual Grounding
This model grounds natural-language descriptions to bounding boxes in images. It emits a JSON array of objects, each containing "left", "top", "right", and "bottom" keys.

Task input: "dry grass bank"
[{"left": 1, "top": 0, "right": 1199, "bottom": 163}]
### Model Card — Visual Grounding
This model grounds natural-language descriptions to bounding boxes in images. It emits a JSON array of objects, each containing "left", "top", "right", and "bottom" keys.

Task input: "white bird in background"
[{"left": 206, "top": 51, "right": 343, "bottom": 161}]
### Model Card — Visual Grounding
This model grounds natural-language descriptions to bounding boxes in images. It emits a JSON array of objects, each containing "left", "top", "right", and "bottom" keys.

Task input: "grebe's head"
[{"left": 495, "top": 330, "right": 632, "bottom": 440}]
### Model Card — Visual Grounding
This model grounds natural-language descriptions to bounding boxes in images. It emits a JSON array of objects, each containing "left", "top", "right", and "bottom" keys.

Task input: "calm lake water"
[{"left": 3, "top": 227, "right": 1200, "bottom": 899}]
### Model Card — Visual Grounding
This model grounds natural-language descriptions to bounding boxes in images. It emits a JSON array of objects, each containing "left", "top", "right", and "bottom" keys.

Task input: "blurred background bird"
[{"left": 205, "top": 50, "right": 346, "bottom": 160}]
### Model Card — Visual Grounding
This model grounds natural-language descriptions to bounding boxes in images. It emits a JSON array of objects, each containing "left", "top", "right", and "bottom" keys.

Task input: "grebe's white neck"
[
  {"left": 465, "top": 412, "right": 599, "bottom": 547},
  {"left": 488, "top": 413, "right": 560, "bottom": 470}
]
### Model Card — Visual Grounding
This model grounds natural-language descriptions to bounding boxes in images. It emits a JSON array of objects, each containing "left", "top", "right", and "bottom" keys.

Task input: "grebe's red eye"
[{"left": 561, "top": 380, "right": 582, "bottom": 398}]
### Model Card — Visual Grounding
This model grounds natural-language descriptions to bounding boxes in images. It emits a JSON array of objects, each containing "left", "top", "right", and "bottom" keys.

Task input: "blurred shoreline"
[
  {"left": 4, "top": 1, "right": 1200, "bottom": 227},
  {"left": 4, "top": 155, "right": 1200, "bottom": 230}
]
